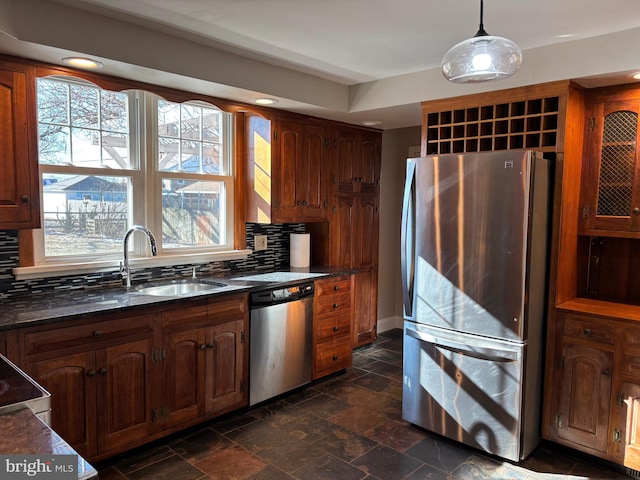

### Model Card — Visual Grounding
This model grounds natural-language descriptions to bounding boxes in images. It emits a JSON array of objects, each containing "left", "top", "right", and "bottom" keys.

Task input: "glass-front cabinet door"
[{"left": 583, "top": 99, "right": 640, "bottom": 234}]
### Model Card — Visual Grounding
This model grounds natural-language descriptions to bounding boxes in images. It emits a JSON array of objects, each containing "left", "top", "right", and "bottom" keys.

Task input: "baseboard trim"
[{"left": 377, "top": 315, "right": 403, "bottom": 333}]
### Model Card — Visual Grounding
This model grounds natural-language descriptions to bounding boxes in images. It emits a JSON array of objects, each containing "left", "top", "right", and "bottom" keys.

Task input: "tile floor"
[{"left": 97, "top": 329, "right": 634, "bottom": 480}]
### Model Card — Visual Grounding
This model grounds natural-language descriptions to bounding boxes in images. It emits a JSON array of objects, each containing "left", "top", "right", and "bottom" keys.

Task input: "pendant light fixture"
[{"left": 441, "top": 0, "right": 522, "bottom": 83}]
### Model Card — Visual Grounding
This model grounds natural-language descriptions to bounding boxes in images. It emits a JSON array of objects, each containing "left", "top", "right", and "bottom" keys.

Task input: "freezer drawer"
[{"left": 402, "top": 321, "right": 538, "bottom": 461}]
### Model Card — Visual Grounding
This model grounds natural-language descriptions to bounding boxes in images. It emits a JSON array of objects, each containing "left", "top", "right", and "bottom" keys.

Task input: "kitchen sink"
[{"left": 135, "top": 279, "right": 228, "bottom": 296}]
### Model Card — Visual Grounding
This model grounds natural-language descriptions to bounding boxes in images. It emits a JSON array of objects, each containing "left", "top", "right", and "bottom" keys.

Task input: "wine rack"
[{"left": 424, "top": 97, "right": 560, "bottom": 155}]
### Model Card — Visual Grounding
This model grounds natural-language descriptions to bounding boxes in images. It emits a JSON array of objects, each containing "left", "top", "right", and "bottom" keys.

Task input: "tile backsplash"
[{"left": 0, "top": 223, "right": 305, "bottom": 300}]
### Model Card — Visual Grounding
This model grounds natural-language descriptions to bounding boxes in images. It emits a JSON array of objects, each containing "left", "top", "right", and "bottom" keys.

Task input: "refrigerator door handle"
[
  {"left": 401, "top": 159, "right": 416, "bottom": 317},
  {"left": 405, "top": 325, "right": 520, "bottom": 362}
]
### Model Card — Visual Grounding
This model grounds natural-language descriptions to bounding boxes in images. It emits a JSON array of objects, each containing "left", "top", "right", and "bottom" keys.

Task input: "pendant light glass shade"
[{"left": 441, "top": 0, "right": 522, "bottom": 83}]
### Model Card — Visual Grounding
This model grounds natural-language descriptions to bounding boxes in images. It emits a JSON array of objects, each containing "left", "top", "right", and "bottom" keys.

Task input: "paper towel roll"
[{"left": 290, "top": 233, "right": 310, "bottom": 267}]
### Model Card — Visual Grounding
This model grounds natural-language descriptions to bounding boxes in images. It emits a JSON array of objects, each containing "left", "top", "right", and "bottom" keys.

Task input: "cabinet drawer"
[
  {"left": 23, "top": 313, "right": 154, "bottom": 358},
  {"left": 622, "top": 355, "right": 640, "bottom": 378},
  {"left": 563, "top": 315, "right": 615, "bottom": 345},
  {"left": 162, "top": 294, "right": 246, "bottom": 330},
  {"left": 314, "top": 336, "right": 351, "bottom": 376},
  {"left": 624, "top": 327, "right": 640, "bottom": 352},
  {"left": 315, "top": 311, "right": 351, "bottom": 341},
  {"left": 315, "top": 277, "right": 352, "bottom": 297},
  {"left": 315, "top": 291, "right": 351, "bottom": 316}
]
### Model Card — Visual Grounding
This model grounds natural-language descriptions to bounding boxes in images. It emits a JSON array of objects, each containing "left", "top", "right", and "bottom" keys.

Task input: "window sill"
[{"left": 12, "top": 249, "right": 252, "bottom": 281}]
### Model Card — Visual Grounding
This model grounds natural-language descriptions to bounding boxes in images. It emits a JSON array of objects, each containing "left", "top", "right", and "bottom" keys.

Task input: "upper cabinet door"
[
  {"left": 0, "top": 64, "right": 40, "bottom": 229},
  {"left": 582, "top": 99, "right": 640, "bottom": 234},
  {"left": 333, "top": 127, "right": 381, "bottom": 194}
]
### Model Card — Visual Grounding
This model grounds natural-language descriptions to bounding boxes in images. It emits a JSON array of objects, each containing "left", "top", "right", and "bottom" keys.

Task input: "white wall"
[{"left": 377, "top": 126, "right": 421, "bottom": 333}]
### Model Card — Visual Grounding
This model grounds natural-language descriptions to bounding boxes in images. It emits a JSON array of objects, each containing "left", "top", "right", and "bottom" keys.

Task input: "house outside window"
[{"left": 36, "top": 76, "right": 234, "bottom": 265}]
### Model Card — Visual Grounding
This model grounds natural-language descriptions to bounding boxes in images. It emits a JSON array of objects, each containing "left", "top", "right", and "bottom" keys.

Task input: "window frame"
[{"left": 16, "top": 67, "right": 249, "bottom": 279}]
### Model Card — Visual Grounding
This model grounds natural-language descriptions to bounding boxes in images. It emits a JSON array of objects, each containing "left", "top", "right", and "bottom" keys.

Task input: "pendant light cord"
[{"left": 475, "top": 0, "right": 489, "bottom": 37}]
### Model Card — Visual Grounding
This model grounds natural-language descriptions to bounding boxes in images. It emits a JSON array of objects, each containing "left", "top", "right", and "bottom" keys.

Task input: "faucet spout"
[{"left": 120, "top": 225, "right": 158, "bottom": 288}]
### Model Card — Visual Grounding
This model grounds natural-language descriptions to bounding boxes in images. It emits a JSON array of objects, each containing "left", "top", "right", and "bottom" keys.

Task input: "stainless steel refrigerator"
[{"left": 400, "top": 150, "right": 551, "bottom": 461}]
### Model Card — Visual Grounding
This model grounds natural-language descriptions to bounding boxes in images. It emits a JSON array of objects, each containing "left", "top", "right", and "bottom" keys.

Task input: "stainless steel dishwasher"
[{"left": 249, "top": 282, "right": 314, "bottom": 406}]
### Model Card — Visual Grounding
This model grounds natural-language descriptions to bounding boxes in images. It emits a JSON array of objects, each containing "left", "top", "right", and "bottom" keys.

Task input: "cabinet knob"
[
  {"left": 207, "top": 343, "right": 214, "bottom": 349},
  {"left": 334, "top": 286, "right": 340, "bottom": 291},
  {"left": 602, "top": 370, "right": 610, "bottom": 377},
  {"left": 333, "top": 303, "right": 339, "bottom": 309},
  {"left": 633, "top": 207, "right": 640, "bottom": 215},
  {"left": 583, "top": 328, "right": 592, "bottom": 335},
  {"left": 333, "top": 326, "right": 339, "bottom": 332},
  {"left": 200, "top": 344, "right": 207, "bottom": 350},
  {"left": 332, "top": 355, "right": 339, "bottom": 361},
  {"left": 87, "top": 370, "right": 96, "bottom": 377},
  {"left": 93, "top": 330, "right": 102, "bottom": 337},
  {"left": 98, "top": 368, "right": 107, "bottom": 375},
  {"left": 20, "top": 195, "right": 29, "bottom": 203},
  {"left": 297, "top": 201, "right": 302, "bottom": 206}
]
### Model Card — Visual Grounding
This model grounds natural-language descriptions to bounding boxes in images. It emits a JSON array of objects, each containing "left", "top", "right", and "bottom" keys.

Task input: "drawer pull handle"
[
  {"left": 94, "top": 330, "right": 102, "bottom": 337},
  {"left": 333, "top": 303, "right": 339, "bottom": 309},
  {"left": 87, "top": 370, "right": 96, "bottom": 377},
  {"left": 333, "top": 326, "right": 339, "bottom": 331},
  {"left": 99, "top": 368, "right": 107, "bottom": 375},
  {"left": 583, "top": 328, "right": 592, "bottom": 335},
  {"left": 332, "top": 355, "right": 339, "bottom": 361},
  {"left": 334, "top": 286, "right": 340, "bottom": 291}
]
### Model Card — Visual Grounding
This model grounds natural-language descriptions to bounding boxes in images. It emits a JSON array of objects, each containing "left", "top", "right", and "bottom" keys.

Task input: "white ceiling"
[{"left": 1, "top": 0, "right": 640, "bottom": 129}]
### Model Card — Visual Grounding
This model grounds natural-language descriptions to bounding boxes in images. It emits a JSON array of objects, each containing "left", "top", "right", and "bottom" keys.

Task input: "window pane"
[
  {"left": 39, "top": 124, "right": 71, "bottom": 165},
  {"left": 37, "top": 79, "right": 69, "bottom": 124},
  {"left": 157, "top": 99, "right": 225, "bottom": 174},
  {"left": 42, "top": 174, "right": 130, "bottom": 257},
  {"left": 70, "top": 84, "right": 99, "bottom": 129},
  {"left": 37, "top": 78, "right": 131, "bottom": 169},
  {"left": 161, "top": 178, "right": 224, "bottom": 248}
]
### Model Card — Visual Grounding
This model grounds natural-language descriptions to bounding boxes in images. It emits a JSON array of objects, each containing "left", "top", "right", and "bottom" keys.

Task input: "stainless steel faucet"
[{"left": 120, "top": 225, "right": 158, "bottom": 288}]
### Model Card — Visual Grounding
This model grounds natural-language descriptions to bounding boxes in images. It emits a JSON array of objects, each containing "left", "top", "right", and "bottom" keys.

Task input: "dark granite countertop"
[
  {"left": 0, "top": 267, "right": 352, "bottom": 331},
  {"left": 0, "top": 408, "right": 98, "bottom": 479}
]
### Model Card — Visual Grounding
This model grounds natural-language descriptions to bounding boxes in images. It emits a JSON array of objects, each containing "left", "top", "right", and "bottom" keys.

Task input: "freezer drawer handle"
[{"left": 434, "top": 343, "right": 517, "bottom": 363}]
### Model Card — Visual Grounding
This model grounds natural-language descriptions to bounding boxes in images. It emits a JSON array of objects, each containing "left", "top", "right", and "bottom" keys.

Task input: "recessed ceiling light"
[
  {"left": 632, "top": 72, "right": 640, "bottom": 80},
  {"left": 62, "top": 57, "right": 103, "bottom": 69},
  {"left": 362, "top": 121, "right": 382, "bottom": 126},
  {"left": 255, "top": 98, "right": 277, "bottom": 105}
]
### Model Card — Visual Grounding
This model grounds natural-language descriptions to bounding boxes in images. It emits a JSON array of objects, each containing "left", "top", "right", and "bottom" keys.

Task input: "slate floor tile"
[
  {"left": 351, "top": 444, "right": 422, "bottom": 480},
  {"left": 406, "top": 436, "right": 472, "bottom": 474},
  {"left": 292, "top": 454, "right": 367, "bottom": 480},
  {"left": 311, "top": 427, "right": 378, "bottom": 462},
  {"left": 126, "top": 455, "right": 205, "bottom": 480},
  {"left": 364, "top": 419, "right": 427, "bottom": 452},
  {"left": 193, "top": 444, "right": 268, "bottom": 480}
]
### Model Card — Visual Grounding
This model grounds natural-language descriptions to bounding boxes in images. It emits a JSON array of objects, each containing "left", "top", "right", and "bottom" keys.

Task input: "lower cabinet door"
[
  {"left": 557, "top": 342, "right": 613, "bottom": 453},
  {"left": 27, "top": 352, "right": 97, "bottom": 458},
  {"left": 206, "top": 319, "right": 244, "bottom": 415},
  {"left": 162, "top": 328, "right": 206, "bottom": 429},
  {"left": 617, "top": 382, "right": 640, "bottom": 469},
  {"left": 96, "top": 338, "right": 153, "bottom": 453}
]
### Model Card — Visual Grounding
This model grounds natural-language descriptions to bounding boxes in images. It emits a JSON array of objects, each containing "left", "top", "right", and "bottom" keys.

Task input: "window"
[{"left": 36, "top": 76, "right": 234, "bottom": 264}]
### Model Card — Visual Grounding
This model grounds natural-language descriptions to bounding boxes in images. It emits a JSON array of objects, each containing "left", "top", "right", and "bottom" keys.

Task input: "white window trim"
[{"left": 26, "top": 79, "right": 243, "bottom": 280}]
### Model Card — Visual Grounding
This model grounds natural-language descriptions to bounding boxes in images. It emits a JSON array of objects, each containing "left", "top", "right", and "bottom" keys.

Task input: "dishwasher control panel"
[{"left": 250, "top": 282, "right": 314, "bottom": 307}]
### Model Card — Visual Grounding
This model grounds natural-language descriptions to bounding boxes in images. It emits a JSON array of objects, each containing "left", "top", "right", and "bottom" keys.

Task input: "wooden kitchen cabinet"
[
  {"left": 0, "top": 60, "right": 40, "bottom": 229},
  {"left": 21, "top": 312, "right": 156, "bottom": 459},
  {"left": 160, "top": 294, "right": 247, "bottom": 430},
  {"left": 244, "top": 112, "right": 329, "bottom": 223},
  {"left": 580, "top": 93, "right": 640, "bottom": 236},
  {"left": 329, "top": 193, "right": 379, "bottom": 347},
  {"left": 313, "top": 275, "right": 353, "bottom": 379},
  {"left": 333, "top": 126, "right": 381, "bottom": 194}
]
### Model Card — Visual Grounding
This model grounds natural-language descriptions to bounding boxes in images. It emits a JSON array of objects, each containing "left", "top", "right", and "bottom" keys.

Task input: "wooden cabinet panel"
[
  {"left": 616, "top": 382, "right": 640, "bottom": 469},
  {"left": 314, "top": 336, "right": 351, "bottom": 377},
  {"left": 97, "top": 338, "right": 153, "bottom": 453},
  {"left": 581, "top": 98, "right": 640, "bottom": 235},
  {"left": 206, "top": 319, "right": 244, "bottom": 415},
  {"left": 333, "top": 127, "right": 380, "bottom": 194},
  {"left": 556, "top": 342, "right": 613, "bottom": 453},
  {"left": 0, "top": 62, "right": 40, "bottom": 229},
  {"left": 352, "top": 269, "right": 378, "bottom": 347},
  {"left": 563, "top": 315, "right": 616, "bottom": 345},
  {"left": 27, "top": 351, "right": 97, "bottom": 457},
  {"left": 313, "top": 275, "right": 353, "bottom": 379},
  {"left": 162, "top": 328, "right": 205, "bottom": 428}
]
